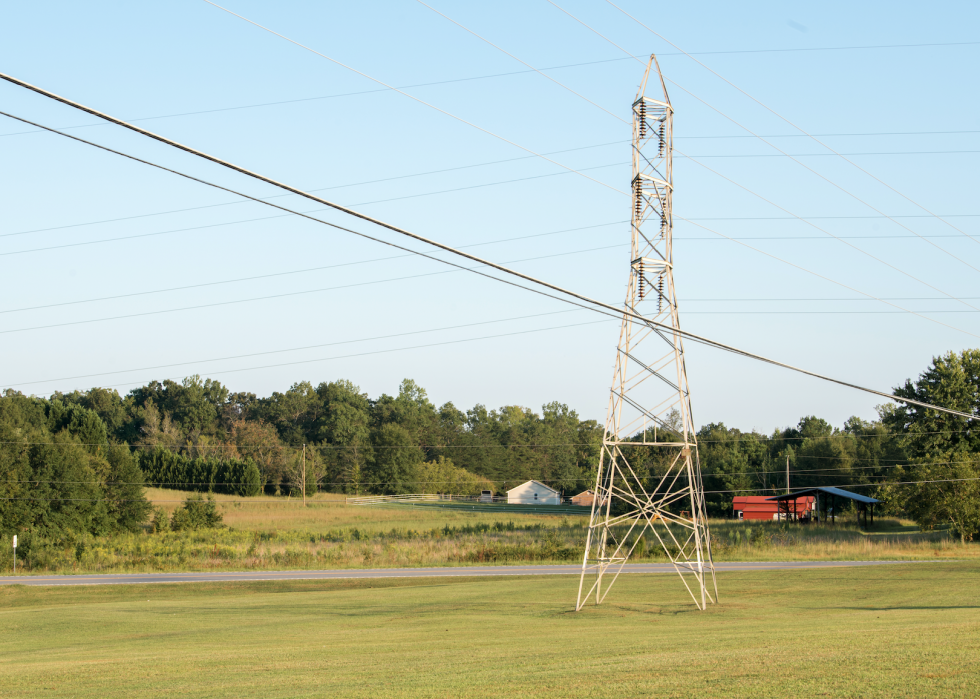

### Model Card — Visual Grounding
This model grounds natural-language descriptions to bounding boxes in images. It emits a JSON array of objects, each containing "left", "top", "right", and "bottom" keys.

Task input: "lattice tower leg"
[{"left": 576, "top": 54, "right": 717, "bottom": 612}]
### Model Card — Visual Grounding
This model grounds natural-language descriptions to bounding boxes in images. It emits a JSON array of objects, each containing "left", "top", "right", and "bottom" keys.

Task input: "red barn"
[{"left": 733, "top": 496, "right": 815, "bottom": 521}]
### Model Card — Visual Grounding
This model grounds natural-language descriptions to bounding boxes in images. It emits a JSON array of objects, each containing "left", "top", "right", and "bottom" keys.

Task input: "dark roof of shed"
[{"left": 766, "top": 486, "right": 880, "bottom": 504}]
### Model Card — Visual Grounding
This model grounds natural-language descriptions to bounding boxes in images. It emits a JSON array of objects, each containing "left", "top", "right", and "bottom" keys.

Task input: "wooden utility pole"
[
  {"left": 302, "top": 444, "right": 307, "bottom": 507},
  {"left": 786, "top": 456, "right": 790, "bottom": 494}
]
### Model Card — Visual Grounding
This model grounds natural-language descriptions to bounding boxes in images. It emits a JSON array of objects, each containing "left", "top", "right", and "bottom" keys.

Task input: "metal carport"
[{"left": 767, "top": 487, "right": 881, "bottom": 528}]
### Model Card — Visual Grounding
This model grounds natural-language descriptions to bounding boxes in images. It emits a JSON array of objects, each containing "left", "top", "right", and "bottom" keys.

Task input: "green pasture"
[
  {"left": 373, "top": 501, "right": 593, "bottom": 516},
  {"left": 1, "top": 562, "right": 978, "bottom": 698}
]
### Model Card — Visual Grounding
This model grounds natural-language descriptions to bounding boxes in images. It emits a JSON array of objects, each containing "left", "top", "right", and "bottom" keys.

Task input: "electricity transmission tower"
[{"left": 576, "top": 55, "right": 717, "bottom": 611}]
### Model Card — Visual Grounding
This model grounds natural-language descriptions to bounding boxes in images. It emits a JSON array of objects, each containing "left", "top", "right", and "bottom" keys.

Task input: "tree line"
[{"left": 1, "top": 349, "right": 977, "bottom": 540}]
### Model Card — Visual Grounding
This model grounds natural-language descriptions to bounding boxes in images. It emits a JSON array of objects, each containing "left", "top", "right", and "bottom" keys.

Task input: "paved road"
[{"left": 0, "top": 560, "right": 920, "bottom": 587}]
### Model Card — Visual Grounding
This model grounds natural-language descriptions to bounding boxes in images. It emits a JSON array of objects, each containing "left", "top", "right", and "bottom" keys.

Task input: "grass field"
[
  {"left": 1, "top": 562, "right": 978, "bottom": 697},
  {"left": 146, "top": 488, "right": 574, "bottom": 533},
  {"left": 3, "top": 490, "right": 976, "bottom": 575}
]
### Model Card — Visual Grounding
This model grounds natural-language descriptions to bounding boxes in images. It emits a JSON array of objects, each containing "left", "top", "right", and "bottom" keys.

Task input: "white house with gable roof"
[{"left": 506, "top": 480, "right": 560, "bottom": 505}]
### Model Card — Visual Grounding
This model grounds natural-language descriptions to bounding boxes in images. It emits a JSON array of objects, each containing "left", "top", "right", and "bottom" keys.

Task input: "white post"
[{"left": 12, "top": 535, "right": 16, "bottom": 574}]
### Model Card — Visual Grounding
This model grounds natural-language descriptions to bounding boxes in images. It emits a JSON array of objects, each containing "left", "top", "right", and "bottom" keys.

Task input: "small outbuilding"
[
  {"left": 767, "top": 487, "right": 880, "bottom": 528},
  {"left": 507, "top": 480, "right": 560, "bottom": 505},
  {"left": 733, "top": 495, "right": 815, "bottom": 521},
  {"left": 570, "top": 490, "right": 607, "bottom": 508}
]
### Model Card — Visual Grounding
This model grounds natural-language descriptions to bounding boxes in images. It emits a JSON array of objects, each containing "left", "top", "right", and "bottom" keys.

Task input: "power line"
[
  {"left": 1, "top": 431, "right": 970, "bottom": 451},
  {"left": 0, "top": 107, "right": 636, "bottom": 335},
  {"left": 604, "top": 0, "right": 980, "bottom": 248},
  {"left": 679, "top": 150, "right": 980, "bottom": 158},
  {"left": 546, "top": 0, "right": 980, "bottom": 278},
  {"left": 416, "top": 0, "right": 627, "bottom": 129},
  {"left": 0, "top": 92, "right": 973, "bottom": 422},
  {"left": 1, "top": 47, "right": 976, "bottom": 139},
  {"left": 0, "top": 60, "right": 640, "bottom": 141},
  {"left": 668, "top": 72, "right": 980, "bottom": 258},
  {"left": 0, "top": 141, "right": 628, "bottom": 240},
  {"left": 441, "top": 0, "right": 980, "bottom": 326},
  {"left": 685, "top": 297, "right": 980, "bottom": 302},
  {"left": 676, "top": 148, "right": 980, "bottom": 312},
  {"left": 401, "top": 2, "right": 980, "bottom": 330},
  {"left": 0, "top": 162, "right": 628, "bottom": 258},
  {"left": 3, "top": 476, "right": 979, "bottom": 504},
  {"left": 3, "top": 308, "right": 586, "bottom": 386},
  {"left": 0, "top": 222, "right": 624, "bottom": 315},
  {"left": 200, "top": 1, "right": 624, "bottom": 196},
  {"left": 2, "top": 317, "right": 614, "bottom": 392},
  {"left": 409, "top": 0, "right": 980, "bottom": 289},
  {"left": 685, "top": 310, "right": 979, "bottom": 315},
  {"left": 675, "top": 215, "right": 980, "bottom": 340},
  {"left": 2, "top": 144, "right": 971, "bottom": 249},
  {"left": 0, "top": 460, "right": 958, "bottom": 488},
  {"left": 683, "top": 130, "right": 980, "bottom": 139},
  {"left": 0, "top": 242, "right": 626, "bottom": 335},
  {"left": 679, "top": 215, "right": 979, "bottom": 221}
]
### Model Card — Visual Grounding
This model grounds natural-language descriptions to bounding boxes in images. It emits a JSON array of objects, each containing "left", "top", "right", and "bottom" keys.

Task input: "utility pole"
[
  {"left": 786, "top": 456, "right": 790, "bottom": 494},
  {"left": 577, "top": 54, "right": 716, "bottom": 612},
  {"left": 302, "top": 444, "right": 307, "bottom": 507}
]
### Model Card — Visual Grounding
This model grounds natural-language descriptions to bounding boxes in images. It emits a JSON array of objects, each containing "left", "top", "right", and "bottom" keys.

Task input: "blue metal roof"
[{"left": 766, "top": 486, "right": 880, "bottom": 504}]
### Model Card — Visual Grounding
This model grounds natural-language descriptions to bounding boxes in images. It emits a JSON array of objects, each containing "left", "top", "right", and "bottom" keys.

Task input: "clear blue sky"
[{"left": 1, "top": 0, "right": 977, "bottom": 433}]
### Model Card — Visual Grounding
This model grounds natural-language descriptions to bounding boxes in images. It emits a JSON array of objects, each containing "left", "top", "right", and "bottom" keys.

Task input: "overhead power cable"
[
  {"left": 0, "top": 35, "right": 974, "bottom": 138},
  {"left": 683, "top": 130, "right": 980, "bottom": 139},
  {"left": 0, "top": 140, "right": 628, "bottom": 241},
  {"left": 682, "top": 150, "right": 980, "bottom": 158},
  {"left": 3, "top": 316, "right": 612, "bottom": 391},
  {"left": 403, "top": 3, "right": 980, "bottom": 336},
  {"left": 3, "top": 308, "right": 585, "bottom": 387},
  {"left": 546, "top": 0, "right": 980, "bottom": 276},
  {"left": 3, "top": 430, "right": 972, "bottom": 450},
  {"left": 605, "top": 0, "right": 980, "bottom": 248},
  {"left": 416, "top": 0, "right": 627, "bottom": 124},
  {"left": 5, "top": 477, "right": 980, "bottom": 503},
  {"left": 683, "top": 215, "right": 979, "bottom": 221},
  {"left": 0, "top": 108, "right": 636, "bottom": 335},
  {"left": 0, "top": 460, "right": 959, "bottom": 488},
  {"left": 408, "top": 1, "right": 980, "bottom": 318},
  {"left": 0, "top": 162, "right": 628, "bottom": 258},
  {"left": 674, "top": 215, "right": 980, "bottom": 340},
  {"left": 199, "top": 1, "right": 623, "bottom": 196},
  {"left": 0, "top": 242, "right": 625, "bottom": 335},
  {"left": 675, "top": 148, "right": 980, "bottom": 313},
  {"left": 0, "top": 221, "right": 624, "bottom": 315},
  {"left": 4, "top": 144, "right": 971, "bottom": 245},
  {"left": 0, "top": 89, "right": 974, "bottom": 422}
]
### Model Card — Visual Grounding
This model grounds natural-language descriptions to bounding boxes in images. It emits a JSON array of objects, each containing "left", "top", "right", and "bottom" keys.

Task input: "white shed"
[{"left": 506, "top": 480, "right": 560, "bottom": 505}]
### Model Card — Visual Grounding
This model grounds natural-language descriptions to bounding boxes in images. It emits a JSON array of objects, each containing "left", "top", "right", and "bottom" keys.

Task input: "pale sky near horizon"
[{"left": 1, "top": 0, "right": 977, "bottom": 433}]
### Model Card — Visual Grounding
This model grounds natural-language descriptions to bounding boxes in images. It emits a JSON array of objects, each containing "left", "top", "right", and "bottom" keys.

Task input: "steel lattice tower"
[{"left": 576, "top": 55, "right": 717, "bottom": 611}]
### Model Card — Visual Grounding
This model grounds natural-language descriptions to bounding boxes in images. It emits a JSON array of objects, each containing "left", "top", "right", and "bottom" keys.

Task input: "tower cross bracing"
[{"left": 576, "top": 55, "right": 717, "bottom": 611}]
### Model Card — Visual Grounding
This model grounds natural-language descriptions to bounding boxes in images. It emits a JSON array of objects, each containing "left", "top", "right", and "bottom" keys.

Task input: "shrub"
[
  {"left": 151, "top": 507, "right": 169, "bottom": 534},
  {"left": 170, "top": 495, "right": 223, "bottom": 532}
]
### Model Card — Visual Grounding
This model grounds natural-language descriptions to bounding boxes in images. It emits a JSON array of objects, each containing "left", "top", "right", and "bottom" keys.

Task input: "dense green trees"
[
  {"left": 0, "top": 391, "right": 151, "bottom": 538},
  {"left": 883, "top": 350, "right": 980, "bottom": 541},
  {"left": 2, "top": 347, "right": 977, "bottom": 539},
  {"left": 137, "top": 448, "right": 262, "bottom": 496}
]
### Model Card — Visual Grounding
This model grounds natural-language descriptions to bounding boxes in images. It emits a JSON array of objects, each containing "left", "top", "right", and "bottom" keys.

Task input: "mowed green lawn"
[{"left": 1, "top": 563, "right": 978, "bottom": 698}]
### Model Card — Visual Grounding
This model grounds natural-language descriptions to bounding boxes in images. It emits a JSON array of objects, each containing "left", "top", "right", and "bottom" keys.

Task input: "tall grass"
[{"left": 4, "top": 490, "right": 974, "bottom": 575}]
